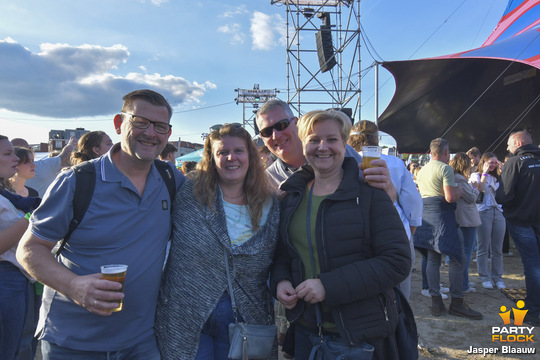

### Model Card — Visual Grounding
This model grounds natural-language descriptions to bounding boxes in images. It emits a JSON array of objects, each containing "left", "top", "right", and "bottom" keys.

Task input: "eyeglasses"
[
  {"left": 259, "top": 118, "right": 293, "bottom": 138},
  {"left": 120, "top": 112, "right": 172, "bottom": 134}
]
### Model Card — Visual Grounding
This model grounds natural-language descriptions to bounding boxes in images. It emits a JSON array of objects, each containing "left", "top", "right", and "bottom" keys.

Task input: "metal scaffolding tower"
[{"left": 271, "top": 0, "right": 361, "bottom": 120}]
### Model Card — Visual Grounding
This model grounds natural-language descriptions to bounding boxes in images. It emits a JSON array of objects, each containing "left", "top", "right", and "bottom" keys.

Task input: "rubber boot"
[
  {"left": 431, "top": 295, "right": 446, "bottom": 316},
  {"left": 449, "top": 297, "right": 483, "bottom": 320}
]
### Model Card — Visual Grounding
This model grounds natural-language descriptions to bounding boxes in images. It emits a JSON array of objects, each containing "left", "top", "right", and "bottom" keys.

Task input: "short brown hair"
[
  {"left": 122, "top": 89, "right": 173, "bottom": 119},
  {"left": 160, "top": 143, "right": 178, "bottom": 159},
  {"left": 430, "top": 138, "right": 448, "bottom": 157}
]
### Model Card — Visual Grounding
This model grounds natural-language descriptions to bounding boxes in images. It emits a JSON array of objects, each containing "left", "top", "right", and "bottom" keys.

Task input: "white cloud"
[
  {"left": 250, "top": 11, "right": 286, "bottom": 51},
  {"left": 0, "top": 39, "right": 215, "bottom": 117},
  {"left": 221, "top": 5, "right": 248, "bottom": 18},
  {"left": 218, "top": 23, "right": 246, "bottom": 45},
  {"left": 150, "top": 0, "right": 169, "bottom": 6}
]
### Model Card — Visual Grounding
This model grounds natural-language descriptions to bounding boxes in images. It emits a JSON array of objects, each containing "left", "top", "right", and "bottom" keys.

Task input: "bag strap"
[
  {"left": 306, "top": 182, "right": 324, "bottom": 340},
  {"left": 154, "top": 159, "right": 176, "bottom": 206},
  {"left": 224, "top": 250, "right": 239, "bottom": 323}
]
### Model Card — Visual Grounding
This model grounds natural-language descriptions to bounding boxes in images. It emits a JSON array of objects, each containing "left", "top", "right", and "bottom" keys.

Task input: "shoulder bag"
[{"left": 224, "top": 250, "right": 276, "bottom": 360}]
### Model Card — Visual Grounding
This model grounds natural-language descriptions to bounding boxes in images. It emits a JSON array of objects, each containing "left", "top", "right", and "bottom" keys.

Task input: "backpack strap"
[
  {"left": 153, "top": 159, "right": 176, "bottom": 206},
  {"left": 56, "top": 161, "right": 96, "bottom": 256}
]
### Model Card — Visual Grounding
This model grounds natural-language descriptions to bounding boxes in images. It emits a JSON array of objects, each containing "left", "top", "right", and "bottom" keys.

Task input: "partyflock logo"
[{"left": 468, "top": 300, "right": 536, "bottom": 356}]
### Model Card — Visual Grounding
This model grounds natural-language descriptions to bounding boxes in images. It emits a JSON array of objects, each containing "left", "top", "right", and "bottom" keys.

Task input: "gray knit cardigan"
[{"left": 155, "top": 179, "right": 280, "bottom": 359}]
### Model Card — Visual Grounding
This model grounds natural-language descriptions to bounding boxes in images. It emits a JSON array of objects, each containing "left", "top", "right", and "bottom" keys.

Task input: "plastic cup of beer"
[
  {"left": 100, "top": 264, "right": 128, "bottom": 312},
  {"left": 362, "top": 146, "right": 381, "bottom": 173}
]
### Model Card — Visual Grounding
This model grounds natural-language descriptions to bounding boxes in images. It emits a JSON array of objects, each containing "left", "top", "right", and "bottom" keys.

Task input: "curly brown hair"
[
  {"left": 191, "top": 124, "right": 271, "bottom": 231},
  {"left": 347, "top": 120, "right": 379, "bottom": 152}
]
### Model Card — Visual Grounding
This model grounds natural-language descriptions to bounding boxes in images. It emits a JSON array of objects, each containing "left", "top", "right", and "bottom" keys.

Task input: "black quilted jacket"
[{"left": 270, "top": 157, "right": 411, "bottom": 345}]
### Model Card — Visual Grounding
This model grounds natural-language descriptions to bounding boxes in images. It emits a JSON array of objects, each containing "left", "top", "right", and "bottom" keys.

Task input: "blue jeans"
[
  {"left": 0, "top": 261, "right": 34, "bottom": 360},
  {"left": 195, "top": 292, "right": 240, "bottom": 360},
  {"left": 460, "top": 227, "right": 478, "bottom": 290},
  {"left": 507, "top": 222, "right": 540, "bottom": 316},
  {"left": 421, "top": 255, "right": 428, "bottom": 290},
  {"left": 41, "top": 334, "right": 160, "bottom": 360}
]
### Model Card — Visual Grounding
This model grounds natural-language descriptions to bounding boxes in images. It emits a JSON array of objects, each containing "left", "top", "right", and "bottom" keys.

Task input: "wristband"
[
  {"left": 24, "top": 212, "right": 31, "bottom": 221},
  {"left": 482, "top": 173, "right": 489, "bottom": 176}
]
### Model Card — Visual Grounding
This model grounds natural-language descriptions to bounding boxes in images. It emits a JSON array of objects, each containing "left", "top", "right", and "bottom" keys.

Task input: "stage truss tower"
[
  {"left": 271, "top": 0, "right": 361, "bottom": 120},
  {"left": 235, "top": 84, "right": 279, "bottom": 134}
]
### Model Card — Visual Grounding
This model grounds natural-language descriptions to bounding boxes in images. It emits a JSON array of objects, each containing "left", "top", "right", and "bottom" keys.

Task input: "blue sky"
[{"left": 0, "top": 0, "right": 508, "bottom": 146}]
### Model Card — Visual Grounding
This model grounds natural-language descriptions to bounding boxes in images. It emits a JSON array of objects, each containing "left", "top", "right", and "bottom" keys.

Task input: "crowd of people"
[{"left": 1, "top": 90, "right": 540, "bottom": 360}]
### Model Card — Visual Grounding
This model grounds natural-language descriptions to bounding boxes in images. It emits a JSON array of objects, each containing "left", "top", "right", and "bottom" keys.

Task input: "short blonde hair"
[{"left": 297, "top": 110, "right": 352, "bottom": 143}]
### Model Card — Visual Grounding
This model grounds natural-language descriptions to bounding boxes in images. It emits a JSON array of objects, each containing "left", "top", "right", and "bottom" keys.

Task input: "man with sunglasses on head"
[
  {"left": 17, "top": 89, "right": 185, "bottom": 359},
  {"left": 255, "top": 99, "right": 397, "bottom": 200}
]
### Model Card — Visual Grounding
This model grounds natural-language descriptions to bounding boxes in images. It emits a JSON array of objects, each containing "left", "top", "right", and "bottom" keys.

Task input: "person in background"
[
  {"left": 70, "top": 131, "right": 114, "bottom": 165},
  {"left": 259, "top": 145, "right": 275, "bottom": 169},
  {"left": 1, "top": 135, "right": 41, "bottom": 360},
  {"left": 347, "top": 120, "right": 422, "bottom": 300},
  {"left": 408, "top": 161, "right": 420, "bottom": 179},
  {"left": 156, "top": 124, "right": 280, "bottom": 359},
  {"left": 271, "top": 110, "right": 410, "bottom": 359},
  {"left": 11, "top": 137, "right": 77, "bottom": 197},
  {"left": 496, "top": 130, "right": 540, "bottom": 325},
  {"left": 449, "top": 152, "right": 481, "bottom": 294},
  {"left": 501, "top": 152, "right": 513, "bottom": 256},
  {"left": 16, "top": 89, "right": 184, "bottom": 359},
  {"left": 159, "top": 143, "right": 178, "bottom": 163},
  {"left": 9, "top": 147, "right": 38, "bottom": 198},
  {"left": 180, "top": 160, "right": 197, "bottom": 176},
  {"left": 469, "top": 152, "right": 506, "bottom": 290},
  {"left": 467, "top": 147, "right": 482, "bottom": 174},
  {"left": 414, "top": 138, "right": 482, "bottom": 320},
  {"left": 9, "top": 146, "right": 42, "bottom": 357}
]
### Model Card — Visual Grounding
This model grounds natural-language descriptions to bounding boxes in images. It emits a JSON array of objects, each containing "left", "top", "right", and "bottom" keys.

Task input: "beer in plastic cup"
[
  {"left": 362, "top": 146, "right": 381, "bottom": 170},
  {"left": 100, "top": 264, "right": 128, "bottom": 312}
]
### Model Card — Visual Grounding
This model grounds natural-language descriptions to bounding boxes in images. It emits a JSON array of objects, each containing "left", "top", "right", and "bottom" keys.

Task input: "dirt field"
[{"left": 411, "top": 243, "right": 539, "bottom": 359}]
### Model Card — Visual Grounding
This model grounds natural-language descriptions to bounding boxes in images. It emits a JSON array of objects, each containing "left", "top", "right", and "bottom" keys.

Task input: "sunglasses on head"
[{"left": 259, "top": 118, "right": 293, "bottom": 138}]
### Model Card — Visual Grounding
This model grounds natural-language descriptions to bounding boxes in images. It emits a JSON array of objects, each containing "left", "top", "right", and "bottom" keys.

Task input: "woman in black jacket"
[{"left": 270, "top": 110, "right": 411, "bottom": 359}]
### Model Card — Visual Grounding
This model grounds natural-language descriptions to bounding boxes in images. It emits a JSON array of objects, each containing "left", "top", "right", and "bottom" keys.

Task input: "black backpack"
[{"left": 55, "top": 160, "right": 176, "bottom": 256}]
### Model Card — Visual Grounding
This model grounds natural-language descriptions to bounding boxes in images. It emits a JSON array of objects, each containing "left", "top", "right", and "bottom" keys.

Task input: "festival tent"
[
  {"left": 175, "top": 148, "right": 203, "bottom": 168},
  {"left": 378, "top": 0, "right": 540, "bottom": 157}
]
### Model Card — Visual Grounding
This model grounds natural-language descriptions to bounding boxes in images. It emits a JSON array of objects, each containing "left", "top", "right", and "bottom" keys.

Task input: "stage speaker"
[{"left": 316, "top": 26, "right": 336, "bottom": 73}]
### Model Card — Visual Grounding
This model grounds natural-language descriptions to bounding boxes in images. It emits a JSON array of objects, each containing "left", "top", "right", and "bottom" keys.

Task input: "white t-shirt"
[
  {"left": 25, "top": 156, "right": 62, "bottom": 197},
  {"left": 223, "top": 199, "right": 271, "bottom": 247}
]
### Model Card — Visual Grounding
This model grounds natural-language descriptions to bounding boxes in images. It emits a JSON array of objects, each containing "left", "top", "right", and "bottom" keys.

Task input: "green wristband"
[{"left": 24, "top": 212, "right": 31, "bottom": 221}]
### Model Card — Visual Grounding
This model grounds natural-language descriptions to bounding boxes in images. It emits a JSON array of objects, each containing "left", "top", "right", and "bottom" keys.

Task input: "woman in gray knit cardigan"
[{"left": 155, "top": 124, "right": 280, "bottom": 359}]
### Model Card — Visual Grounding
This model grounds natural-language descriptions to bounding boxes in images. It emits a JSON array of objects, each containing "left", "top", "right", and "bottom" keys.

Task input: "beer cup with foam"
[
  {"left": 100, "top": 264, "right": 128, "bottom": 312},
  {"left": 362, "top": 146, "right": 381, "bottom": 171}
]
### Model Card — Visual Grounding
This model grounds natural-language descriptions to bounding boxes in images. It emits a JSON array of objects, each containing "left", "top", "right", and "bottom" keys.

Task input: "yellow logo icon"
[{"left": 498, "top": 300, "right": 528, "bottom": 326}]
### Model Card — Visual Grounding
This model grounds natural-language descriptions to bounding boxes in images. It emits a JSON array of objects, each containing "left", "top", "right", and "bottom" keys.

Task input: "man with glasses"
[{"left": 17, "top": 89, "right": 185, "bottom": 359}]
